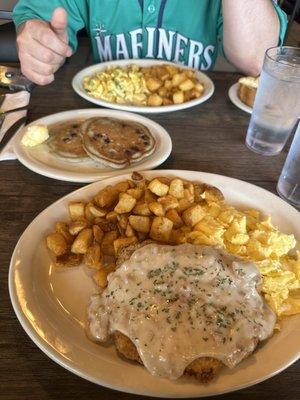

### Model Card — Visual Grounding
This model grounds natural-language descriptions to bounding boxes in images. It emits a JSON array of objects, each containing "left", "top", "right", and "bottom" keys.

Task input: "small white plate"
[
  {"left": 72, "top": 59, "right": 214, "bottom": 113},
  {"left": 13, "top": 109, "right": 172, "bottom": 183},
  {"left": 9, "top": 170, "right": 300, "bottom": 398},
  {"left": 228, "top": 83, "right": 252, "bottom": 114}
]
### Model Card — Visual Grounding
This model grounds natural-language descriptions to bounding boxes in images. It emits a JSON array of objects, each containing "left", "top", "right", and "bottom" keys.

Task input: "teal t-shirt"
[{"left": 13, "top": 0, "right": 287, "bottom": 70}]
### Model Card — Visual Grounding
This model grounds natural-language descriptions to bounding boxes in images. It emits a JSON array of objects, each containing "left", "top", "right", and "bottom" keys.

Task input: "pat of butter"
[{"left": 21, "top": 124, "right": 49, "bottom": 147}]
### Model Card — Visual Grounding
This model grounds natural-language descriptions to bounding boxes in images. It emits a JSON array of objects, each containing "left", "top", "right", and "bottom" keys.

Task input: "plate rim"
[
  {"left": 13, "top": 108, "right": 172, "bottom": 183},
  {"left": 228, "top": 82, "right": 253, "bottom": 115},
  {"left": 71, "top": 59, "right": 215, "bottom": 113},
  {"left": 8, "top": 169, "right": 300, "bottom": 398}
]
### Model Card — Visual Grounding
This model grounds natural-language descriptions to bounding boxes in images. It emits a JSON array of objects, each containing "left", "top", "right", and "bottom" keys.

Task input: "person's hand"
[{"left": 16, "top": 7, "right": 72, "bottom": 85}]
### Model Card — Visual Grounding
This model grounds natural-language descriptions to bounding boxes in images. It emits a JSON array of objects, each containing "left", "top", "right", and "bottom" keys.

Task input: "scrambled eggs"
[
  {"left": 187, "top": 200, "right": 300, "bottom": 318},
  {"left": 83, "top": 65, "right": 149, "bottom": 105}
]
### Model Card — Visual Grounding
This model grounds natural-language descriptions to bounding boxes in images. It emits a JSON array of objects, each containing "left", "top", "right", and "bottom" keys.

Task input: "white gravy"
[{"left": 87, "top": 243, "right": 276, "bottom": 380}]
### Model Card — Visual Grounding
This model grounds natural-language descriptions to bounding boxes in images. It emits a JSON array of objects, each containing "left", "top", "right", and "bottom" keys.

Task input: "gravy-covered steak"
[
  {"left": 47, "top": 120, "right": 88, "bottom": 161},
  {"left": 82, "top": 117, "right": 156, "bottom": 168}
]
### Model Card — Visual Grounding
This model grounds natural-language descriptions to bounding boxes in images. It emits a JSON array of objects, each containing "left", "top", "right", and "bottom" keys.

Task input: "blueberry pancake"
[
  {"left": 81, "top": 117, "right": 156, "bottom": 168},
  {"left": 47, "top": 120, "right": 88, "bottom": 161}
]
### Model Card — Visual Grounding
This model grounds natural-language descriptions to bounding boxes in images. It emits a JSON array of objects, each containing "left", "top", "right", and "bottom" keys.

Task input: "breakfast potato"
[
  {"left": 172, "top": 73, "right": 186, "bottom": 87},
  {"left": 125, "top": 223, "right": 135, "bottom": 237},
  {"left": 84, "top": 243, "right": 102, "bottom": 269},
  {"left": 146, "top": 77, "right": 162, "bottom": 92},
  {"left": 117, "top": 214, "right": 128, "bottom": 230},
  {"left": 148, "top": 178, "right": 169, "bottom": 196},
  {"left": 71, "top": 228, "right": 93, "bottom": 254},
  {"left": 129, "top": 215, "right": 151, "bottom": 233},
  {"left": 179, "top": 79, "right": 195, "bottom": 92},
  {"left": 55, "top": 221, "right": 73, "bottom": 243},
  {"left": 93, "top": 225, "right": 104, "bottom": 243},
  {"left": 149, "top": 201, "right": 165, "bottom": 217},
  {"left": 182, "top": 204, "right": 206, "bottom": 226},
  {"left": 95, "top": 217, "right": 117, "bottom": 232},
  {"left": 164, "top": 79, "right": 172, "bottom": 89},
  {"left": 69, "top": 202, "right": 85, "bottom": 221},
  {"left": 158, "top": 195, "right": 179, "bottom": 211},
  {"left": 101, "top": 230, "right": 119, "bottom": 255},
  {"left": 147, "top": 93, "right": 163, "bottom": 107},
  {"left": 177, "top": 198, "right": 194, "bottom": 212},
  {"left": 163, "top": 98, "right": 173, "bottom": 106},
  {"left": 173, "top": 91, "right": 184, "bottom": 104},
  {"left": 150, "top": 216, "right": 173, "bottom": 242},
  {"left": 133, "top": 202, "right": 152, "bottom": 216},
  {"left": 95, "top": 186, "right": 119, "bottom": 208},
  {"left": 169, "top": 229, "right": 186, "bottom": 245},
  {"left": 93, "top": 264, "right": 116, "bottom": 288},
  {"left": 55, "top": 253, "right": 82, "bottom": 268},
  {"left": 114, "top": 236, "right": 138, "bottom": 255},
  {"left": 106, "top": 211, "right": 118, "bottom": 222},
  {"left": 144, "top": 188, "right": 157, "bottom": 203},
  {"left": 46, "top": 232, "right": 68, "bottom": 256},
  {"left": 127, "top": 188, "right": 143, "bottom": 200},
  {"left": 114, "top": 180, "right": 131, "bottom": 193},
  {"left": 86, "top": 203, "right": 107, "bottom": 219},
  {"left": 169, "top": 179, "right": 184, "bottom": 199},
  {"left": 114, "top": 193, "right": 137, "bottom": 214},
  {"left": 166, "top": 209, "right": 183, "bottom": 229},
  {"left": 184, "top": 183, "right": 195, "bottom": 203},
  {"left": 69, "top": 220, "right": 88, "bottom": 235},
  {"left": 204, "top": 186, "right": 225, "bottom": 203}
]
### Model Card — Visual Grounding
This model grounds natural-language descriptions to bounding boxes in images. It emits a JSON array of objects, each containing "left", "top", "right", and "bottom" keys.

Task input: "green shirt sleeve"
[
  {"left": 12, "top": 0, "right": 88, "bottom": 53},
  {"left": 217, "top": 1, "right": 288, "bottom": 57}
]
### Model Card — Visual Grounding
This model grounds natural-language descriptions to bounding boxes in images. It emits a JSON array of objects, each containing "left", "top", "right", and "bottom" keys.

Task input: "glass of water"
[
  {"left": 246, "top": 46, "right": 300, "bottom": 156},
  {"left": 277, "top": 122, "right": 300, "bottom": 208}
]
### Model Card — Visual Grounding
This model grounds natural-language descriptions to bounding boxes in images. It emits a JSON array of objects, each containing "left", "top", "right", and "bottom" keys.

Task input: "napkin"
[{"left": 0, "top": 90, "right": 30, "bottom": 161}]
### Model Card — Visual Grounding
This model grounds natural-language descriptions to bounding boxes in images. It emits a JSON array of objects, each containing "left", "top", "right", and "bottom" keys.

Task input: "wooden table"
[{"left": 1, "top": 40, "right": 299, "bottom": 400}]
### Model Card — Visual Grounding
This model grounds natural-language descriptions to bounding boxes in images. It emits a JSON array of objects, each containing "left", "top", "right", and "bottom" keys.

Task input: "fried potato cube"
[
  {"left": 114, "top": 193, "right": 137, "bottom": 214},
  {"left": 93, "top": 264, "right": 116, "bottom": 288},
  {"left": 131, "top": 171, "right": 144, "bottom": 181},
  {"left": 182, "top": 204, "right": 206, "bottom": 226},
  {"left": 84, "top": 243, "right": 102, "bottom": 269},
  {"left": 46, "top": 232, "right": 68, "bottom": 256},
  {"left": 193, "top": 183, "right": 206, "bottom": 202},
  {"left": 55, "top": 253, "right": 82, "bottom": 268},
  {"left": 163, "top": 98, "right": 173, "bottom": 106},
  {"left": 146, "top": 77, "right": 162, "bottom": 92},
  {"left": 147, "top": 93, "right": 163, "bottom": 107},
  {"left": 55, "top": 221, "right": 73, "bottom": 243},
  {"left": 69, "top": 202, "right": 85, "bottom": 221},
  {"left": 172, "top": 73, "right": 186, "bottom": 87},
  {"left": 154, "top": 176, "right": 171, "bottom": 185},
  {"left": 179, "top": 79, "right": 195, "bottom": 92},
  {"left": 127, "top": 188, "right": 143, "bottom": 200},
  {"left": 164, "top": 79, "right": 172, "bottom": 89},
  {"left": 85, "top": 202, "right": 106, "bottom": 221},
  {"left": 113, "top": 236, "right": 138, "bottom": 255},
  {"left": 203, "top": 185, "right": 224, "bottom": 203},
  {"left": 117, "top": 214, "right": 128, "bottom": 230},
  {"left": 169, "top": 229, "right": 186, "bottom": 245},
  {"left": 95, "top": 186, "right": 119, "bottom": 208},
  {"left": 95, "top": 218, "right": 117, "bottom": 232},
  {"left": 129, "top": 215, "right": 151, "bottom": 233},
  {"left": 169, "top": 179, "right": 184, "bottom": 199},
  {"left": 106, "top": 211, "right": 118, "bottom": 222},
  {"left": 150, "top": 216, "right": 173, "bottom": 242},
  {"left": 158, "top": 195, "right": 179, "bottom": 211},
  {"left": 149, "top": 201, "right": 165, "bottom": 217},
  {"left": 195, "top": 82, "right": 204, "bottom": 93},
  {"left": 144, "top": 188, "right": 157, "bottom": 203},
  {"left": 133, "top": 202, "right": 152, "bottom": 216},
  {"left": 177, "top": 198, "right": 194, "bottom": 212},
  {"left": 125, "top": 223, "right": 135, "bottom": 237},
  {"left": 148, "top": 178, "right": 169, "bottom": 196},
  {"left": 93, "top": 225, "right": 104, "bottom": 243},
  {"left": 158, "top": 87, "right": 169, "bottom": 98},
  {"left": 165, "top": 65, "right": 178, "bottom": 76},
  {"left": 114, "top": 180, "right": 130, "bottom": 193},
  {"left": 184, "top": 184, "right": 195, "bottom": 203},
  {"left": 101, "top": 230, "right": 119, "bottom": 255},
  {"left": 71, "top": 228, "right": 93, "bottom": 254},
  {"left": 69, "top": 220, "right": 88, "bottom": 235},
  {"left": 173, "top": 90, "right": 184, "bottom": 104},
  {"left": 166, "top": 209, "right": 183, "bottom": 229}
]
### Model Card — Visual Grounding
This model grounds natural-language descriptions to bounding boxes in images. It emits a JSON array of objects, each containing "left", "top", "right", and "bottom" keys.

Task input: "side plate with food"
[
  {"left": 228, "top": 76, "right": 259, "bottom": 115},
  {"left": 9, "top": 170, "right": 300, "bottom": 398},
  {"left": 13, "top": 109, "right": 172, "bottom": 182},
  {"left": 72, "top": 60, "right": 215, "bottom": 113}
]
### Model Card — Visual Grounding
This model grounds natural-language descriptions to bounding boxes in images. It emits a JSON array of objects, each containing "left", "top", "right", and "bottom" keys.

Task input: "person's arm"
[
  {"left": 222, "top": 0, "right": 285, "bottom": 76},
  {"left": 13, "top": 0, "right": 87, "bottom": 85}
]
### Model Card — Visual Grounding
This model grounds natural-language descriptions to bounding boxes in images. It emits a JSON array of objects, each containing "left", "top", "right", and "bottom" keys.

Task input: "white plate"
[
  {"left": 9, "top": 170, "right": 300, "bottom": 398},
  {"left": 228, "top": 83, "right": 252, "bottom": 114},
  {"left": 72, "top": 59, "right": 214, "bottom": 113},
  {"left": 13, "top": 109, "right": 172, "bottom": 183}
]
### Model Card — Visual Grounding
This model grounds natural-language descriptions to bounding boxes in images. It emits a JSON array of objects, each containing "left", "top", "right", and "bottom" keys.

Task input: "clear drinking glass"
[
  {"left": 246, "top": 46, "right": 300, "bottom": 156},
  {"left": 277, "top": 122, "right": 300, "bottom": 208}
]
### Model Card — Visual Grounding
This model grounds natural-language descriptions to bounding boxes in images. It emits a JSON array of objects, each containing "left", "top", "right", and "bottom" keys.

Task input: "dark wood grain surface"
[{"left": 1, "top": 39, "right": 299, "bottom": 400}]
